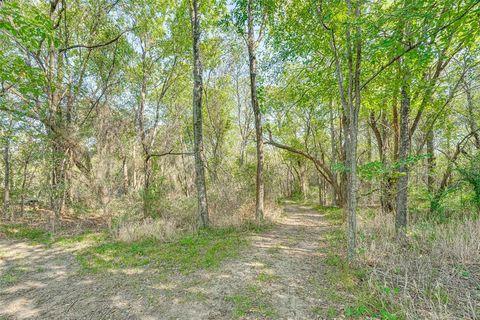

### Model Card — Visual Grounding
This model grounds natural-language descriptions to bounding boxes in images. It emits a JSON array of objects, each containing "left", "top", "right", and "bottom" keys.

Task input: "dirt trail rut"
[{"left": 0, "top": 204, "right": 332, "bottom": 319}]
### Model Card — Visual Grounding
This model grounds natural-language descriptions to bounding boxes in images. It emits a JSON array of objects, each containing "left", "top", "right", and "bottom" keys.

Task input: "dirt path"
[{"left": 0, "top": 204, "right": 332, "bottom": 320}]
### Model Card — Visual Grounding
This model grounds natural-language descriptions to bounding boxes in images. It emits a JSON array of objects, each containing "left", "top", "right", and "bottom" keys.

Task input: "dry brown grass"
[
  {"left": 358, "top": 212, "right": 480, "bottom": 319},
  {"left": 115, "top": 195, "right": 282, "bottom": 243},
  {"left": 116, "top": 217, "right": 182, "bottom": 242}
]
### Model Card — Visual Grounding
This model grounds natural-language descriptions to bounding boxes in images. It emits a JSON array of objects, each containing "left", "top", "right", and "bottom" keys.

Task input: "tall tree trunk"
[
  {"left": 247, "top": 0, "right": 264, "bottom": 221},
  {"left": 191, "top": 0, "right": 209, "bottom": 227},
  {"left": 366, "top": 123, "right": 373, "bottom": 205},
  {"left": 3, "top": 137, "right": 10, "bottom": 220},
  {"left": 345, "top": 0, "right": 361, "bottom": 262},
  {"left": 426, "top": 129, "right": 435, "bottom": 195},
  {"left": 329, "top": 99, "right": 338, "bottom": 206},
  {"left": 395, "top": 82, "right": 410, "bottom": 238},
  {"left": 138, "top": 47, "right": 150, "bottom": 217}
]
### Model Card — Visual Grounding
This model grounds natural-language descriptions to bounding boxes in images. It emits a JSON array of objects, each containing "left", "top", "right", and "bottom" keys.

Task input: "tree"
[
  {"left": 246, "top": 0, "right": 265, "bottom": 221},
  {"left": 190, "top": 0, "right": 209, "bottom": 227}
]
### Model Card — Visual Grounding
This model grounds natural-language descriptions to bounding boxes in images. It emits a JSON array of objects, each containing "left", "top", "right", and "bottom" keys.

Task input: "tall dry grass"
[{"left": 358, "top": 213, "right": 480, "bottom": 319}]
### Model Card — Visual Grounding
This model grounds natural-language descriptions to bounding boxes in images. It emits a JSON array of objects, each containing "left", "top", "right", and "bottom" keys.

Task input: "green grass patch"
[
  {"left": 76, "top": 224, "right": 269, "bottom": 274},
  {"left": 0, "top": 224, "right": 53, "bottom": 244},
  {"left": 0, "top": 266, "right": 28, "bottom": 286},
  {"left": 55, "top": 232, "right": 108, "bottom": 247},
  {"left": 256, "top": 271, "right": 279, "bottom": 283},
  {"left": 318, "top": 205, "right": 345, "bottom": 225},
  {"left": 0, "top": 223, "right": 108, "bottom": 248},
  {"left": 227, "top": 285, "right": 276, "bottom": 319}
]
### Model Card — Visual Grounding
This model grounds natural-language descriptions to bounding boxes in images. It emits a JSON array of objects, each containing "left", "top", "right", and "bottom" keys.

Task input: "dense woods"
[{"left": 1, "top": 0, "right": 479, "bottom": 319}]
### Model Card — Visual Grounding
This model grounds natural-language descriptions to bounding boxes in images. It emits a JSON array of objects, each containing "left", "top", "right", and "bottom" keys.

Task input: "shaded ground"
[{"left": 0, "top": 204, "right": 333, "bottom": 320}]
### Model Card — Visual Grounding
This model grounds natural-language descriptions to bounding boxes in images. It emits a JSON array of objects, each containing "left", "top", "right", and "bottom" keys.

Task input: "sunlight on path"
[{"left": 0, "top": 204, "right": 332, "bottom": 319}]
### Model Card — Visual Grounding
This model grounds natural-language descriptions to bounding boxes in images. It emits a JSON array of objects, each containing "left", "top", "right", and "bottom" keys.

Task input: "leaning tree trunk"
[
  {"left": 191, "top": 0, "right": 209, "bottom": 228},
  {"left": 247, "top": 0, "right": 264, "bottom": 221}
]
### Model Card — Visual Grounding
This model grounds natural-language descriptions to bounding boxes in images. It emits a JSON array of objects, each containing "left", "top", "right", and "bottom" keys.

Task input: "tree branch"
[{"left": 58, "top": 29, "right": 129, "bottom": 53}]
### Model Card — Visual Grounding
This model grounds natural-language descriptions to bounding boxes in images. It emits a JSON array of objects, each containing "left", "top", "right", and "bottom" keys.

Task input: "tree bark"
[
  {"left": 395, "top": 81, "right": 410, "bottom": 238},
  {"left": 20, "top": 156, "right": 30, "bottom": 217},
  {"left": 344, "top": 0, "right": 361, "bottom": 262},
  {"left": 465, "top": 80, "right": 480, "bottom": 149},
  {"left": 247, "top": 0, "right": 265, "bottom": 221},
  {"left": 191, "top": 0, "right": 209, "bottom": 228},
  {"left": 122, "top": 155, "right": 129, "bottom": 195},
  {"left": 329, "top": 99, "right": 338, "bottom": 206},
  {"left": 426, "top": 129, "right": 435, "bottom": 194},
  {"left": 3, "top": 137, "right": 10, "bottom": 220}
]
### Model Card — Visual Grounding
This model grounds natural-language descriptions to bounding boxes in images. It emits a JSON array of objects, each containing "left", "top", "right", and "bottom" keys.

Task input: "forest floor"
[{"left": 0, "top": 204, "right": 341, "bottom": 320}]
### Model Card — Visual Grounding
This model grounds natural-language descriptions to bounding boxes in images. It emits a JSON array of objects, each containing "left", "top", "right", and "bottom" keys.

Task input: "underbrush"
[
  {"left": 115, "top": 200, "right": 281, "bottom": 243},
  {"left": 1, "top": 220, "right": 272, "bottom": 277},
  {"left": 358, "top": 213, "right": 480, "bottom": 319},
  {"left": 76, "top": 224, "right": 271, "bottom": 274},
  {"left": 318, "top": 207, "right": 398, "bottom": 319},
  {"left": 319, "top": 206, "right": 480, "bottom": 319}
]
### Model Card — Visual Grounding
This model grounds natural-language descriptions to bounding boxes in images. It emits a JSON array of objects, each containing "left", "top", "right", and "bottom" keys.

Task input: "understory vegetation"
[
  {"left": 319, "top": 206, "right": 480, "bottom": 319},
  {"left": 0, "top": 222, "right": 271, "bottom": 276}
]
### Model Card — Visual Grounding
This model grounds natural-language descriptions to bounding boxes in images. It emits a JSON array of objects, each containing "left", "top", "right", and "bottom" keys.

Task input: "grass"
[
  {"left": 315, "top": 206, "right": 401, "bottom": 320},
  {"left": 0, "top": 223, "right": 107, "bottom": 247},
  {"left": 227, "top": 284, "right": 276, "bottom": 319},
  {"left": 316, "top": 204, "right": 480, "bottom": 319},
  {"left": 0, "top": 224, "right": 53, "bottom": 244},
  {"left": 256, "top": 270, "right": 279, "bottom": 283},
  {"left": 0, "top": 266, "right": 28, "bottom": 286},
  {"left": 0, "top": 221, "right": 272, "bottom": 278},
  {"left": 76, "top": 224, "right": 270, "bottom": 274}
]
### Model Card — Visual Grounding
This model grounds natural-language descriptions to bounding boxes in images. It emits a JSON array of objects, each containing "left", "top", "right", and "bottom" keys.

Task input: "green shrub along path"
[{"left": 0, "top": 204, "right": 354, "bottom": 319}]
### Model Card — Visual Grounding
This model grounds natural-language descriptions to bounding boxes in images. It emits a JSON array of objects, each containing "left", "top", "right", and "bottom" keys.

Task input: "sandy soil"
[{"left": 0, "top": 204, "right": 334, "bottom": 320}]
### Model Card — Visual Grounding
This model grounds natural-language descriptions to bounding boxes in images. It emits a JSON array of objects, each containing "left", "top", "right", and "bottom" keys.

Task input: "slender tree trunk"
[
  {"left": 132, "top": 144, "right": 137, "bottom": 190},
  {"left": 395, "top": 82, "right": 410, "bottom": 238},
  {"left": 345, "top": 0, "right": 361, "bottom": 262},
  {"left": 191, "top": 0, "right": 209, "bottom": 228},
  {"left": 247, "top": 0, "right": 264, "bottom": 221},
  {"left": 465, "top": 81, "right": 480, "bottom": 149},
  {"left": 138, "top": 49, "right": 150, "bottom": 217},
  {"left": 329, "top": 99, "right": 338, "bottom": 206},
  {"left": 426, "top": 130, "right": 435, "bottom": 195},
  {"left": 180, "top": 135, "right": 190, "bottom": 197},
  {"left": 122, "top": 155, "right": 129, "bottom": 195},
  {"left": 366, "top": 123, "right": 373, "bottom": 206},
  {"left": 143, "top": 157, "right": 152, "bottom": 216},
  {"left": 3, "top": 137, "right": 10, "bottom": 220},
  {"left": 20, "top": 157, "right": 30, "bottom": 217}
]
